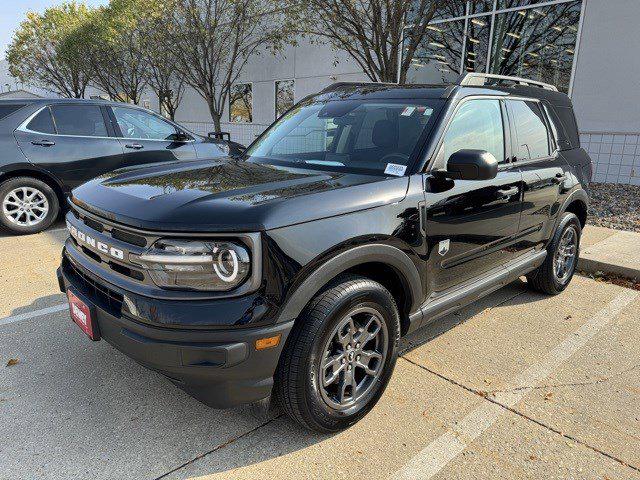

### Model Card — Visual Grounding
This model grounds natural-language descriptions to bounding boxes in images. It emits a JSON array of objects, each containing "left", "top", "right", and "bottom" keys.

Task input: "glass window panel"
[
  {"left": 406, "top": 20, "right": 465, "bottom": 84},
  {"left": 408, "top": 1, "right": 466, "bottom": 23},
  {"left": 443, "top": 99, "right": 505, "bottom": 163},
  {"left": 229, "top": 83, "right": 253, "bottom": 123},
  {"left": 27, "top": 108, "right": 56, "bottom": 134},
  {"left": 112, "top": 107, "right": 177, "bottom": 140},
  {"left": 489, "top": 2, "right": 582, "bottom": 93},
  {"left": 509, "top": 100, "right": 550, "bottom": 159},
  {"left": 50, "top": 105, "right": 108, "bottom": 137},
  {"left": 465, "top": 16, "right": 491, "bottom": 73},
  {"left": 275, "top": 80, "right": 295, "bottom": 119},
  {"left": 469, "top": 0, "right": 494, "bottom": 15},
  {"left": 497, "top": 0, "right": 545, "bottom": 9}
]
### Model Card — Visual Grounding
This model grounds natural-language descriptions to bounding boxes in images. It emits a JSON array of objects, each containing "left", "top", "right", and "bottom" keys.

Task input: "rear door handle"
[
  {"left": 31, "top": 139, "right": 55, "bottom": 147},
  {"left": 496, "top": 187, "right": 519, "bottom": 199},
  {"left": 125, "top": 143, "right": 144, "bottom": 150}
]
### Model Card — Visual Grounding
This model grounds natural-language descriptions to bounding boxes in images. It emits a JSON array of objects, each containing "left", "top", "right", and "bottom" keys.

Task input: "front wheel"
[
  {"left": 275, "top": 275, "right": 400, "bottom": 432},
  {"left": 526, "top": 212, "right": 581, "bottom": 295}
]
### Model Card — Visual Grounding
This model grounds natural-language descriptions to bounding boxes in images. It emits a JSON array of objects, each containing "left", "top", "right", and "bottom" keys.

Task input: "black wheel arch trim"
[
  {"left": 556, "top": 188, "right": 588, "bottom": 230},
  {"left": 275, "top": 243, "right": 422, "bottom": 324}
]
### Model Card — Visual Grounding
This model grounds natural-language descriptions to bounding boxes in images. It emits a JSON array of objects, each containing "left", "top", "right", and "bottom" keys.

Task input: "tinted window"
[
  {"left": 554, "top": 105, "right": 580, "bottom": 148},
  {"left": 112, "top": 107, "right": 177, "bottom": 140},
  {"left": 0, "top": 104, "right": 26, "bottom": 120},
  {"left": 443, "top": 99, "right": 505, "bottom": 164},
  {"left": 510, "top": 100, "right": 550, "bottom": 160},
  {"left": 50, "top": 105, "right": 108, "bottom": 137},
  {"left": 27, "top": 108, "right": 56, "bottom": 134}
]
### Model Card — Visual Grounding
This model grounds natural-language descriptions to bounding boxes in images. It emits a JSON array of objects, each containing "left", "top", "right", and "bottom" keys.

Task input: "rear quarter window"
[
  {"left": 0, "top": 104, "right": 26, "bottom": 120},
  {"left": 554, "top": 106, "right": 580, "bottom": 148}
]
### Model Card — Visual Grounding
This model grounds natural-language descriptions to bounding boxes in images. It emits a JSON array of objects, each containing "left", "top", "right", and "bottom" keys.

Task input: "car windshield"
[{"left": 245, "top": 98, "right": 443, "bottom": 175}]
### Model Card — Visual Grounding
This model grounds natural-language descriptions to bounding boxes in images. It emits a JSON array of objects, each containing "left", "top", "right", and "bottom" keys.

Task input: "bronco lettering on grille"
[{"left": 67, "top": 221, "right": 125, "bottom": 261}]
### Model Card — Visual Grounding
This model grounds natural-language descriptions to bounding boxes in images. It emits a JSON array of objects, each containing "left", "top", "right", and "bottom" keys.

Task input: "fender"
[
  {"left": 554, "top": 187, "right": 588, "bottom": 232},
  {"left": 275, "top": 243, "right": 422, "bottom": 324}
]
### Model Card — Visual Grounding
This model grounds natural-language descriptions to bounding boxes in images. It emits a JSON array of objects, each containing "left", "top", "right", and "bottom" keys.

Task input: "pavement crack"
[
  {"left": 486, "top": 364, "right": 640, "bottom": 395},
  {"left": 154, "top": 415, "right": 281, "bottom": 480},
  {"left": 401, "top": 357, "right": 640, "bottom": 474}
]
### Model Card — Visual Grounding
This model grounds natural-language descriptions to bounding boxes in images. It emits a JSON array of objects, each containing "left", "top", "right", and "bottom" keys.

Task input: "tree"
[
  {"left": 135, "top": 0, "right": 186, "bottom": 119},
  {"left": 299, "top": 0, "right": 467, "bottom": 84},
  {"left": 6, "top": 2, "right": 94, "bottom": 98},
  {"left": 78, "top": 0, "right": 148, "bottom": 104},
  {"left": 165, "top": 0, "right": 298, "bottom": 132}
]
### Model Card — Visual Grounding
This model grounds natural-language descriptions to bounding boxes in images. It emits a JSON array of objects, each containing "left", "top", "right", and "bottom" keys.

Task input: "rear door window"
[
  {"left": 50, "top": 105, "right": 108, "bottom": 137},
  {"left": 26, "top": 107, "right": 56, "bottom": 134},
  {"left": 0, "top": 104, "right": 26, "bottom": 120},
  {"left": 508, "top": 100, "right": 550, "bottom": 160}
]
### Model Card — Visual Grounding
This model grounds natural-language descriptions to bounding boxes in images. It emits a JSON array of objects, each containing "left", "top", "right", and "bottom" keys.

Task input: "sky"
[{"left": 0, "top": 0, "right": 108, "bottom": 58}]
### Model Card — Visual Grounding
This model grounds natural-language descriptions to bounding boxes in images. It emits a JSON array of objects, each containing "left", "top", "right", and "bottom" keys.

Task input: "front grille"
[
  {"left": 69, "top": 205, "right": 153, "bottom": 285},
  {"left": 112, "top": 228, "right": 147, "bottom": 247},
  {"left": 83, "top": 217, "right": 104, "bottom": 233},
  {"left": 66, "top": 257, "right": 124, "bottom": 315}
]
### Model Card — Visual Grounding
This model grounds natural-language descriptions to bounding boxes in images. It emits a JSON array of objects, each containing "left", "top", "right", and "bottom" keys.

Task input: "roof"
[
  {"left": 0, "top": 89, "right": 43, "bottom": 100},
  {"left": 311, "top": 79, "right": 571, "bottom": 107}
]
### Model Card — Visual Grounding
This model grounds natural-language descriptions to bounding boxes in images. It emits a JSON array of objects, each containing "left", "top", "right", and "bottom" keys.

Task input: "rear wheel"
[
  {"left": 275, "top": 275, "right": 400, "bottom": 432},
  {"left": 526, "top": 212, "right": 581, "bottom": 295},
  {"left": 0, "top": 177, "right": 59, "bottom": 235}
]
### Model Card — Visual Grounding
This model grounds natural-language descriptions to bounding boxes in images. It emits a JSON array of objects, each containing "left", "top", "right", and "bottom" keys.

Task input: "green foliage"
[{"left": 6, "top": 2, "right": 94, "bottom": 98}]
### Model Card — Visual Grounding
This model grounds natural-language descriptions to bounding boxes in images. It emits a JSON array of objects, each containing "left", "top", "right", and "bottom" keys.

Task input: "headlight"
[{"left": 135, "top": 239, "right": 251, "bottom": 291}]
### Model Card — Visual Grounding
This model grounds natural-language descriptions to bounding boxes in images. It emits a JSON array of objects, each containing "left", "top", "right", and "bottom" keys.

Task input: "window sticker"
[
  {"left": 384, "top": 163, "right": 407, "bottom": 176},
  {"left": 400, "top": 106, "right": 416, "bottom": 116},
  {"left": 422, "top": 107, "right": 434, "bottom": 116}
]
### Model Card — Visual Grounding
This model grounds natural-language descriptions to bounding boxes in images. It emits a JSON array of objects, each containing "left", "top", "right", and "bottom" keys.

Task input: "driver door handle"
[
  {"left": 496, "top": 187, "right": 519, "bottom": 200},
  {"left": 31, "top": 139, "right": 55, "bottom": 147},
  {"left": 125, "top": 143, "right": 144, "bottom": 150}
]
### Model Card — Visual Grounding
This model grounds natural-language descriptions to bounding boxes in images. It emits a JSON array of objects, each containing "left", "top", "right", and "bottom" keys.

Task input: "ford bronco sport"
[{"left": 57, "top": 73, "right": 591, "bottom": 432}]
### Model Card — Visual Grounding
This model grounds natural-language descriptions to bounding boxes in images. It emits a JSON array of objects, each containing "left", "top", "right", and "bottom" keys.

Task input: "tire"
[
  {"left": 275, "top": 274, "right": 400, "bottom": 433},
  {"left": 0, "top": 177, "right": 59, "bottom": 235},
  {"left": 526, "top": 212, "right": 581, "bottom": 295}
]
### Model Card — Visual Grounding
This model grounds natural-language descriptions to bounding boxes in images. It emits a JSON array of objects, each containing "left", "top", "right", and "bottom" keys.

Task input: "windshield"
[{"left": 245, "top": 98, "right": 443, "bottom": 175}]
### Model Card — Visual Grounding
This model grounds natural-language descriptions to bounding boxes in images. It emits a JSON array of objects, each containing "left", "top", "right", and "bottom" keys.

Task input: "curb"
[{"left": 577, "top": 257, "right": 640, "bottom": 282}]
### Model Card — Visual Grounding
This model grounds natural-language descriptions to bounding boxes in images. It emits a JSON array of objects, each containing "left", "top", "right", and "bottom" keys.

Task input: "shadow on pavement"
[{"left": 0, "top": 278, "right": 556, "bottom": 479}]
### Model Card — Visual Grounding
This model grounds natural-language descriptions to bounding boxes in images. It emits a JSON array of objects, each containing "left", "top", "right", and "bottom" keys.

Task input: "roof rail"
[
  {"left": 459, "top": 72, "right": 558, "bottom": 91},
  {"left": 319, "top": 81, "right": 398, "bottom": 93}
]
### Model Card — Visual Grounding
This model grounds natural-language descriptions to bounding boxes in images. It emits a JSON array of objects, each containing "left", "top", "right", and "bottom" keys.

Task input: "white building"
[{"left": 171, "top": 0, "right": 640, "bottom": 186}]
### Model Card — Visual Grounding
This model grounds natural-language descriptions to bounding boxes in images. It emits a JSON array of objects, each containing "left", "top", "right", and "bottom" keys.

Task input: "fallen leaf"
[
  {"left": 564, "top": 315, "right": 573, "bottom": 321},
  {"left": 529, "top": 455, "right": 538, "bottom": 461},
  {"left": 6, "top": 358, "right": 19, "bottom": 367},
  {"left": 544, "top": 392, "right": 553, "bottom": 401}
]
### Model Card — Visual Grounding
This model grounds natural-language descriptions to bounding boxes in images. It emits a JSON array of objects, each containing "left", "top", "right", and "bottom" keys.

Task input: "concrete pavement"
[
  {"left": 580, "top": 226, "right": 640, "bottom": 281},
  {"left": 1, "top": 224, "right": 639, "bottom": 479}
]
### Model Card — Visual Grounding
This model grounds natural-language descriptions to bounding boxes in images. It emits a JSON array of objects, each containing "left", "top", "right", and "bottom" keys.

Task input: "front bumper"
[{"left": 57, "top": 251, "right": 293, "bottom": 409}]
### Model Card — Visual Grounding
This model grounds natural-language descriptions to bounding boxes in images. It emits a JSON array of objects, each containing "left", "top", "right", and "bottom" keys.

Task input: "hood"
[{"left": 71, "top": 159, "right": 409, "bottom": 232}]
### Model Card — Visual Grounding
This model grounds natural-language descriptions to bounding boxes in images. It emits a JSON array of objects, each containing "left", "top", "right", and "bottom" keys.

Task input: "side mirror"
[
  {"left": 445, "top": 149, "right": 498, "bottom": 181},
  {"left": 169, "top": 131, "right": 191, "bottom": 142}
]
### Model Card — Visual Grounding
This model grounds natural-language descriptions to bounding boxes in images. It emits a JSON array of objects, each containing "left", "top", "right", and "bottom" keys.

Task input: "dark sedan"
[{"left": 0, "top": 98, "right": 244, "bottom": 234}]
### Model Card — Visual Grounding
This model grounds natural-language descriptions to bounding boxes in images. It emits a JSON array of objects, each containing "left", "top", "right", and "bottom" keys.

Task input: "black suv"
[
  {"left": 0, "top": 99, "right": 243, "bottom": 235},
  {"left": 57, "top": 74, "right": 591, "bottom": 432}
]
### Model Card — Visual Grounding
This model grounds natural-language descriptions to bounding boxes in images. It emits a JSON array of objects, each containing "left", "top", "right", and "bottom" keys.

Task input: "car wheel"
[
  {"left": 275, "top": 274, "right": 400, "bottom": 432},
  {"left": 526, "top": 212, "right": 581, "bottom": 295},
  {"left": 0, "top": 177, "right": 59, "bottom": 235}
]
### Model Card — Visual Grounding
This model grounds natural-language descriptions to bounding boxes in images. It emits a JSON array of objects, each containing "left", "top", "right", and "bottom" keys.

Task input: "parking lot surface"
[{"left": 1, "top": 227, "right": 639, "bottom": 480}]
